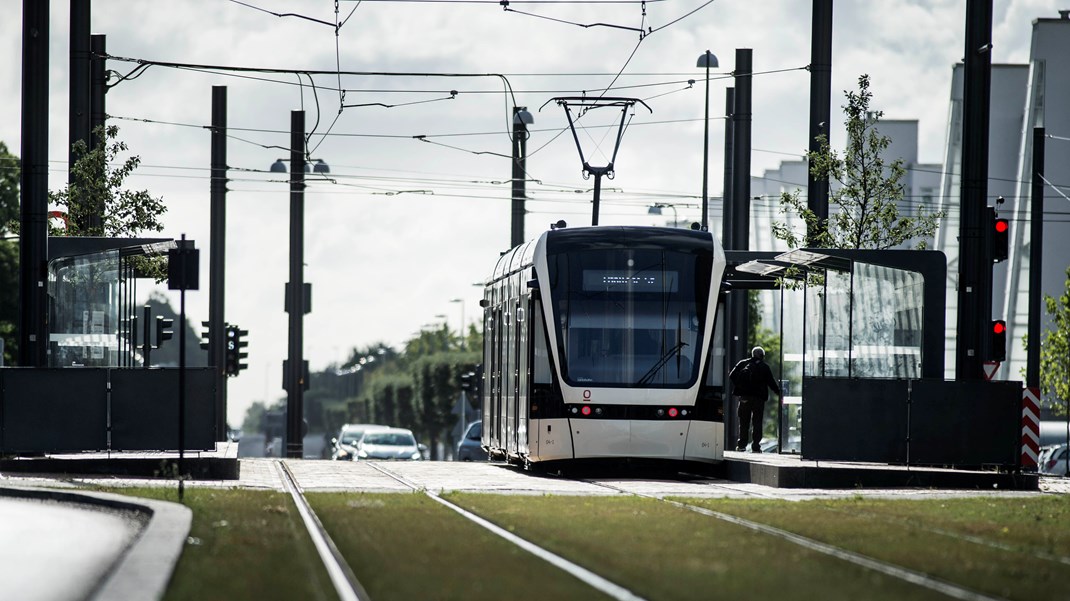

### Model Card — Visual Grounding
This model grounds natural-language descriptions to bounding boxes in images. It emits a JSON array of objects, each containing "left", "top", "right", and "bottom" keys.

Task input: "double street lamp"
[{"left": 696, "top": 50, "right": 719, "bottom": 231}]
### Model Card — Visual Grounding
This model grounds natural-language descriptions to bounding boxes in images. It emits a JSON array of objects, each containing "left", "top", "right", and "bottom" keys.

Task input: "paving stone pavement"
[{"left": 2, "top": 459, "right": 1067, "bottom": 499}]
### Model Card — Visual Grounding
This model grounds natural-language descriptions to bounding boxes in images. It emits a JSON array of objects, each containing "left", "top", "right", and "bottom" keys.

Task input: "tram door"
[{"left": 514, "top": 294, "right": 531, "bottom": 457}]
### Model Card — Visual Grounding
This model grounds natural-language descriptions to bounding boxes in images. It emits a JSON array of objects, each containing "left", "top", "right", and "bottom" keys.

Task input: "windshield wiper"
[{"left": 636, "top": 341, "right": 688, "bottom": 385}]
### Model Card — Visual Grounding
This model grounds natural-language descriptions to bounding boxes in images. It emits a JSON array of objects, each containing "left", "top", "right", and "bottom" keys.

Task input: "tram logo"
[{"left": 583, "top": 390, "right": 592, "bottom": 401}]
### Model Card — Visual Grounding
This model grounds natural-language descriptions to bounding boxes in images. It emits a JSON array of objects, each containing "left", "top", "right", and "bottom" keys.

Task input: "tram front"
[{"left": 533, "top": 226, "right": 726, "bottom": 464}]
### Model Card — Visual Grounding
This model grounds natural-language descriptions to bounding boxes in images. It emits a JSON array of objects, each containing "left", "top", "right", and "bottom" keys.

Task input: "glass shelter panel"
[
  {"left": 48, "top": 250, "right": 121, "bottom": 367},
  {"left": 850, "top": 262, "right": 924, "bottom": 379}
]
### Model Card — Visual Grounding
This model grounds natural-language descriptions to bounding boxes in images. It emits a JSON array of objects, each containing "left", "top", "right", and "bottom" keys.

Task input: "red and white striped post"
[{"left": 1021, "top": 388, "right": 1041, "bottom": 469}]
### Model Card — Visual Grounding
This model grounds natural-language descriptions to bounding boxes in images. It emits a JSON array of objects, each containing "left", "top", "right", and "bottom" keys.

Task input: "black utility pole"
[
  {"left": 807, "top": 0, "right": 833, "bottom": 240},
  {"left": 731, "top": 49, "right": 753, "bottom": 253},
  {"left": 510, "top": 107, "right": 531, "bottom": 248},
  {"left": 210, "top": 86, "right": 228, "bottom": 440},
  {"left": 721, "top": 87, "right": 735, "bottom": 249},
  {"left": 19, "top": 0, "right": 50, "bottom": 367},
  {"left": 285, "top": 110, "right": 307, "bottom": 459},
  {"left": 729, "top": 49, "right": 753, "bottom": 357},
  {"left": 1027, "top": 127, "right": 1045, "bottom": 388},
  {"left": 88, "top": 33, "right": 106, "bottom": 232},
  {"left": 69, "top": 0, "right": 91, "bottom": 202},
  {"left": 955, "top": 0, "right": 994, "bottom": 380}
]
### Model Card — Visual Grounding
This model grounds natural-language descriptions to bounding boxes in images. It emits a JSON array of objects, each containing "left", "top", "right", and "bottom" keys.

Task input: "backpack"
[{"left": 730, "top": 358, "right": 759, "bottom": 392}]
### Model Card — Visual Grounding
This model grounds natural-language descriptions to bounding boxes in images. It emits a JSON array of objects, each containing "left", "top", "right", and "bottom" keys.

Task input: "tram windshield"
[{"left": 547, "top": 245, "right": 712, "bottom": 388}]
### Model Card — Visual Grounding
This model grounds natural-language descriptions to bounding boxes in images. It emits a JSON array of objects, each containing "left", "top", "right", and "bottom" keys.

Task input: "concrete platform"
[
  {"left": 0, "top": 440, "right": 240, "bottom": 480},
  {"left": 719, "top": 450, "right": 1039, "bottom": 490}
]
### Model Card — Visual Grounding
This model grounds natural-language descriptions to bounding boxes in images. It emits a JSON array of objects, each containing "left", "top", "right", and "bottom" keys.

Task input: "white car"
[
  {"left": 357, "top": 427, "right": 424, "bottom": 461},
  {"left": 1039, "top": 443, "right": 1068, "bottom": 476},
  {"left": 332, "top": 424, "right": 389, "bottom": 461}
]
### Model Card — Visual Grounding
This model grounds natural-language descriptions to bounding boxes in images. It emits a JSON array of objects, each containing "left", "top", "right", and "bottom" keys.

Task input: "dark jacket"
[{"left": 729, "top": 357, "right": 782, "bottom": 399}]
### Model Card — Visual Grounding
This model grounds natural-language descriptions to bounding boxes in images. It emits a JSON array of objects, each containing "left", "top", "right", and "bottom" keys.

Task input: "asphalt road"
[{"left": 0, "top": 497, "right": 143, "bottom": 601}]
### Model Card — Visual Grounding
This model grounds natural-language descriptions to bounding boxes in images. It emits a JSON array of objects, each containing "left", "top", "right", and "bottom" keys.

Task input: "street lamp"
[
  {"left": 450, "top": 298, "right": 465, "bottom": 341},
  {"left": 270, "top": 158, "right": 330, "bottom": 174},
  {"left": 648, "top": 203, "right": 679, "bottom": 227},
  {"left": 696, "top": 50, "right": 719, "bottom": 231}
]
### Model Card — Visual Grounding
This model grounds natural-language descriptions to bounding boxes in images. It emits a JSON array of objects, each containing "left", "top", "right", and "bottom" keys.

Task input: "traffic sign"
[{"left": 982, "top": 361, "right": 1001, "bottom": 381}]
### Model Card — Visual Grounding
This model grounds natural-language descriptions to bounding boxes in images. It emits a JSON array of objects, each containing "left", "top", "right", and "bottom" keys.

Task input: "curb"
[{"left": 0, "top": 485, "right": 192, "bottom": 601}]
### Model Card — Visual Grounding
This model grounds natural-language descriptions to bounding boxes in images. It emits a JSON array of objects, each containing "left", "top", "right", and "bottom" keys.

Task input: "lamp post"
[
  {"left": 450, "top": 298, "right": 465, "bottom": 345},
  {"left": 648, "top": 203, "right": 679, "bottom": 227},
  {"left": 275, "top": 110, "right": 331, "bottom": 459},
  {"left": 696, "top": 50, "right": 719, "bottom": 231}
]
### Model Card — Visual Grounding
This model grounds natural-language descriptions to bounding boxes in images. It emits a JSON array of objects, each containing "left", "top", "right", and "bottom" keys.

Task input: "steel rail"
[
  {"left": 584, "top": 478, "right": 1006, "bottom": 601},
  {"left": 365, "top": 462, "right": 648, "bottom": 601},
  {"left": 276, "top": 460, "right": 372, "bottom": 601}
]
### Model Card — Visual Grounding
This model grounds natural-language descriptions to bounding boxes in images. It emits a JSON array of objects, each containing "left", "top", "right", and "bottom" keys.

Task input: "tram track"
[
  {"left": 275, "top": 460, "right": 372, "bottom": 601},
  {"left": 364, "top": 462, "right": 648, "bottom": 601},
  {"left": 581, "top": 476, "right": 1008, "bottom": 601}
]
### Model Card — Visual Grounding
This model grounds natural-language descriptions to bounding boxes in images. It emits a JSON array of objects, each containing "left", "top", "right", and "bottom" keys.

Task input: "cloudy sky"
[{"left": 1, "top": 0, "right": 1060, "bottom": 425}]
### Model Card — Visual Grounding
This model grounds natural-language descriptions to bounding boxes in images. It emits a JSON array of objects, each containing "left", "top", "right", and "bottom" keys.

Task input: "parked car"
[
  {"left": 332, "top": 424, "right": 388, "bottom": 461},
  {"left": 1039, "top": 443, "right": 1068, "bottom": 476},
  {"left": 457, "top": 420, "right": 488, "bottom": 461},
  {"left": 356, "top": 427, "right": 424, "bottom": 461}
]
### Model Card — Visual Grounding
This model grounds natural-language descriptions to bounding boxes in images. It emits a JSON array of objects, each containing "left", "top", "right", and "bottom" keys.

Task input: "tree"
[
  {"left": 0, "top": 142, "right": 18, "bottom": 365},
  {"left": 48, "top": 125, "right": 167, "bottom": 238},
  {"left": 0, "top": 141, "right": 17, "bottom": 230},
  {"left": 772, "top": 74, "right": 944, "bottom": 251},
  {"left": 1035, "top": 267, "right": 1070, "bottom": 416}
]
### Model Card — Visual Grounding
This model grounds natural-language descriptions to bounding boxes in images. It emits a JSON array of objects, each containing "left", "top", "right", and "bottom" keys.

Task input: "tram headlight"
[
  {"left": 668, "top": 407, "right": 679, "bottom": 418},
  {"left": 656, "top": 409, "right": 665, "bottom": 417},
  {"left": 581, "top": 406, "right": 592, "bottom": 416}
]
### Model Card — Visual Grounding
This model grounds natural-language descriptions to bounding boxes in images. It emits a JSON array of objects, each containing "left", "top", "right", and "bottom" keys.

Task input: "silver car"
[
  {"left": 357, "top": 427, "right": 424, "bottom": 461},
  {"left": 332, "top": 424, "right": 389, "bottom": 461},
  {"left": 457, "top": 421, "right": 488, "bottom": 461}
]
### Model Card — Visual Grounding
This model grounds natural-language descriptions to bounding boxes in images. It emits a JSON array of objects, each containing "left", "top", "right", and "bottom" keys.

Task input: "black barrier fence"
[
  {"left": 0, "top": 368, "right": 216, "bottom": 453},
  {"left": 802, "top": 377, "right": 1022, "bottom": 468}
]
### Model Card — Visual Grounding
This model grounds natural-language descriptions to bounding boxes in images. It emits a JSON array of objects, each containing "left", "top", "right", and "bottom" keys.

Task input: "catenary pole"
[
  {"left": 807, "top": 0, "right": 833, "bottom": 241},
  {"left": 955, "top": 0, "right": 994, "bottom": 380},
  {"left": 286, "top": 110, "right": 307, "bottom": 459},
  {"left": 210, "top": 86, "right": 228, "bottom": 439},
  {"left": 1026, "top": 127, "right": 1044, "bottom": 387},
  {"left": 19, "top": 0, "right": 50, "bottom": 367}
]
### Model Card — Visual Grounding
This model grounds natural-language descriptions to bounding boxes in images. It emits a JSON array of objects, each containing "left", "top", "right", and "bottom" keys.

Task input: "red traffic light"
[
  {"left": 994, "top": 218, "right": 1009, "bottom": 233},
  {"left": 993, "top": 321, "right": 1006, "bottom": 335}
]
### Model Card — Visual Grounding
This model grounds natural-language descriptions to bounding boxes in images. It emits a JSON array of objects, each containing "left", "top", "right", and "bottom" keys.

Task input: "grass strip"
[
  {"left": 307, "top": 492, "right": 615, "bottom": 601},
  {"left": 679, "top": 496, "right": 1070, "bottom": 601},
  {"left": 100, "top": 487, "right": 338, "bottom": 601},
  {"left": 451, "top": 493, "right": 949, "bottom": 601}
]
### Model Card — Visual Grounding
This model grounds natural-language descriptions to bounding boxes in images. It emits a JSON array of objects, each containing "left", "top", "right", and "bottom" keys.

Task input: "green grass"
[
  {"left": 100, "top": 487, "right": 338, "bottom": 601},
  {"left": 680, "top": 496, "right": 1070, "bottom": 601},
  {"left": 307, "top": 492, "right": 612, "bottom": 601},
  {"left": 450, "top": 493, "right": 948, "bottom": 601}
]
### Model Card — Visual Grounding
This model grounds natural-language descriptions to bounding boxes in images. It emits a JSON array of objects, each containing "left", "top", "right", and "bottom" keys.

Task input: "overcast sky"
[{"left": 1, "top": 0, "right": 1060, "bottom": 426}]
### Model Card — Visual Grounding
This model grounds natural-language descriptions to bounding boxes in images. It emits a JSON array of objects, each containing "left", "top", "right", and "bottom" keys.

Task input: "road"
[{"left": 0, "top": 496, "right": 144, "bottom": 601}]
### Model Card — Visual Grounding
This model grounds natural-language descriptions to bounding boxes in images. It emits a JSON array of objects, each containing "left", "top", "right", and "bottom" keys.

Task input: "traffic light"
[
  {"left": 460, "top": 371, "right": 474, "bottom": 392},
  {"left": 155, "top": 316, "right": 173, "bottom": 347},
  {"left": 992, "top": 217, "right": 1009, "bottom": 262},
  {"left": 200, "top": 321, "right": 211, "bottom": 351},
  {"left": 225, "top": 326, "right": 239, "bottom": 375},
  {"left": 990, "top": 320, "right": 1007, "bottom": 362},
  {"left": 234, "top": 328, "right": 249, "bottom": 373}
]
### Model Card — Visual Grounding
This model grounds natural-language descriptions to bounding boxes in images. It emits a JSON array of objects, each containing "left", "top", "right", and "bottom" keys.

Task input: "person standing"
[{"left": 729, "top": 346, "right": 782, "bottom": 452}]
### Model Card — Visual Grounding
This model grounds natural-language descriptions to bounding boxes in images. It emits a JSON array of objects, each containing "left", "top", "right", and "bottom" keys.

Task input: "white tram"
[{"left": 480, "top": 225, "right": 727, "bottom": 466}]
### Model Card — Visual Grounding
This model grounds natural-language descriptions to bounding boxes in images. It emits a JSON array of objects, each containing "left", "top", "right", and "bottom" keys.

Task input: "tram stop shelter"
[
  {"left": 0, "top": 237, "right": 217, "bottom": 457},
  {"left": 724, "top": 248, "right": 1022, "bottom": 470}
]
